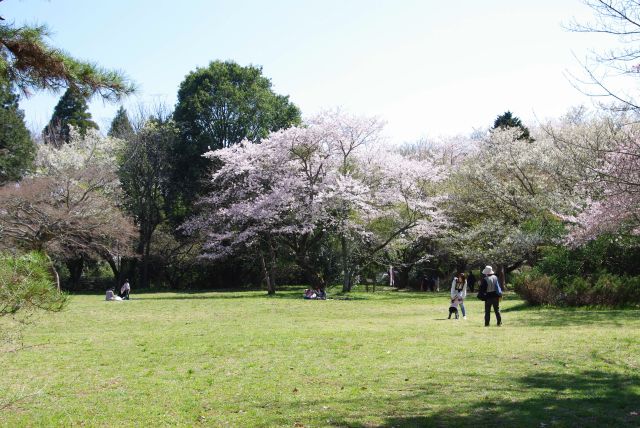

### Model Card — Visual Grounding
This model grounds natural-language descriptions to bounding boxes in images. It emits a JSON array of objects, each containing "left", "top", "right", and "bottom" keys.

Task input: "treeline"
[{"left": 1, "top": 10, "right": 639, "bottom": 307}]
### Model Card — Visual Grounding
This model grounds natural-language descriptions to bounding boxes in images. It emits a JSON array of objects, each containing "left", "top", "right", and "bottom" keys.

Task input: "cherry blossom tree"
[
  {"left": 444, "top": 126, "right": 572, "bottom": 284},
  {"left": 184, "top": 111, "right": 446, "bottom": 293},
  {"left": 0, "top": 128, "right": 136, "bottom": 289},
  {"left": 545, "top": 109, "right": 640, "bottom": 244}
]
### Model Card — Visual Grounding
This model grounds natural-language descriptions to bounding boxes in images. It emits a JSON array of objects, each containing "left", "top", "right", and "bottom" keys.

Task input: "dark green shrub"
[
  {"left": 516, "top": 235, "right": 640, "bottom": 307},
  {"left": 514, "top": 269, "right": 640, "bottom": 308},
  {"left": 513, "top": 271, "right": 559, "bottom": 306}
]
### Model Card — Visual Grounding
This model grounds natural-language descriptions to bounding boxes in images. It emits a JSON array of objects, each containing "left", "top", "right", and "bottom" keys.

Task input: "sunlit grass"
[{"left": 1, "top": 289, "right": 639, "bottom": 427}]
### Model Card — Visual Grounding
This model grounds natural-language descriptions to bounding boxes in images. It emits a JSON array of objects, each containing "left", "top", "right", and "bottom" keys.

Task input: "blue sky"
[{"left": 4, "top": 0, "right": 609, "bottom": 143}]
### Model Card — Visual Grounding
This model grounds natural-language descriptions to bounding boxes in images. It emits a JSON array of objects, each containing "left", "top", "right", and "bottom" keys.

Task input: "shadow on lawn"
[
  {"left": 134, "top": 291, "right": 303, "bottom": 301},
  {"left": 328, "top": 370, "right": 640, "bottom": 428},
  {"left": 507, "top": 308, "right": 640, "bottom": 328},
  {"left": 132, "top": 290, "right": 373, "bottom": 301}
]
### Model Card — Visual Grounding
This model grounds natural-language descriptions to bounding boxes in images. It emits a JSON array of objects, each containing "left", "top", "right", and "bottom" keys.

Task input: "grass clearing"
[{"left": 1, "top": 290, "right": 639, "bottom": 427}]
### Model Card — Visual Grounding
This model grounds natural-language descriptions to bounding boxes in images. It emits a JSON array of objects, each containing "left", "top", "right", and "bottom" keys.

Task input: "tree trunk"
[
  {"left": 44, "top": 252, "right": 61, "bottom": 291},
  {"left": 141, "top": 239, "right": 151, "bottom": 289},
  {"left": 341, "top": 235, "right": 351, "bottom": 292},
  {"left": 259, "top": 250, "right": 274, "bottom": 295},
  {"left": 497, "top": 264, "right": 507, "bottom": 290},
  {"left": 101, "top": 252, "right": 120, "bottom": 283},
  {"left": 267, "top": 238, "right": 277, "bottom": 295}
]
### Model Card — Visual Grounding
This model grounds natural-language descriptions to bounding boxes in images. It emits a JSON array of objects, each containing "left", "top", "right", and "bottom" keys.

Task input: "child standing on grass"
[{"left": 448, "top": 296, "right": 461, "bottom": 319}]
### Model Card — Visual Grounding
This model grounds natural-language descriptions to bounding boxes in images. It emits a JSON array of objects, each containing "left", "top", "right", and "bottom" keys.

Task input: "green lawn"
[{"left": 1, "top": 290, "right": 639, "bottom": 427}]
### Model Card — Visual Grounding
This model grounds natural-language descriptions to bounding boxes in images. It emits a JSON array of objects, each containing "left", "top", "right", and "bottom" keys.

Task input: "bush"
[
  {"left": 515, "top": 238, "right": 640, "bottom": 307},
  {"left": 513, "top": 271, "right": 561, "bottom": 306},
  {"left": 513, "top": 269, "right": 640, "bottom": 308},
  {"left": 0, "top": 251, "right": 68, "bottom": 317}
]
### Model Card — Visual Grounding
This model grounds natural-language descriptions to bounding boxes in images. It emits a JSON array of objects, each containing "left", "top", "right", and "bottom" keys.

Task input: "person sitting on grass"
[
  {"left": 315, "top": 287, "right": 326, "bottom": 300},
  {"left": 105, "top": 288, "right": 123, "bottom": 301},
  {"left": 303, "top": 287, "right": 327, "bottom": 300}
]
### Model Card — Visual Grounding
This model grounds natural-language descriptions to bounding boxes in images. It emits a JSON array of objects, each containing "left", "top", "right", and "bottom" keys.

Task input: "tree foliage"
[
  {"left": 118, "top": 119, "right": 176, "bottom": 288},
  {"left": 545, "top": 109, "right": 640, "bottom": 244},
  {"left": 0, "top": 23, "right": 134, "bottom": 100},
  {"left": 0, "top": 251, "right": 67, "bottom": 317},
  {"left": 43, "top": 86, "right": 98, "bottom": 146},
  {"left": 108, "top": 106, "right": 134, "bottom": 140},
  {"left": 493, "top": 111, "right": 533, "bottom": 142},
  {"left": 171, "top": 60, "right": 301, "bottom": 216},
  {"left": 0, "top": 80, "right": 34, "bottom": 184},
  {"left": 0, "top": 129, "right": 136, "bottom": 288},
  {"left": 184, "top": 111, "right": 446, "bottom": 293},
  {"left": 443, "top": 126, "right": 571, "bottom": 281}
]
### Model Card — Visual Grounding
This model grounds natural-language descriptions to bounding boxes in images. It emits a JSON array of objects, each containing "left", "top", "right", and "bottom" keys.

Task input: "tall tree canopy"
[
  {"left": 118, "top": 119, "right": 176, "bottom": 288},
  {"left": 546, "top": 110, "right": 640, "bottom": 244},
  {"left": 0, "top": 80, "right": 34, "bottom": 184},
  {"left": 42, "top": 86, "right": 98, "bottom": 146},
  {"left": 184, "top": 111, "right": 445, "bottom": 293},
  {"left": 171, "top": 60, "right": 301, "bottom": 219},
  {"left": 108, "top": 106, "right": 134, "bottom": 140},
  {"left": 493, "top": 111, "right": 532, "bottom": 142}
]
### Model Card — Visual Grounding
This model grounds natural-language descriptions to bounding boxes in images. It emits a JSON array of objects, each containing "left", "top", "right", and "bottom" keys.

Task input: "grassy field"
[{"left": 1, "top": 289, "right": 639, "bottom": 427}]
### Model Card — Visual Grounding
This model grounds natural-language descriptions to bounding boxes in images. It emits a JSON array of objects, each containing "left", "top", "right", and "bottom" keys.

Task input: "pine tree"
[
  {"left": 0, "top": 23, "right": 134, "bottom": 100},
  {"left": 492, "top": 111, "right": 533, "bottom": 142},
  {"left": 43, "top": 87, "right": 98, "bottom": 146},
  {"left": 0, "top": 80, "right": 35, "bottom": 184},
  {"left": 108, "top": 106, "right": 134, "bottom": 140}
]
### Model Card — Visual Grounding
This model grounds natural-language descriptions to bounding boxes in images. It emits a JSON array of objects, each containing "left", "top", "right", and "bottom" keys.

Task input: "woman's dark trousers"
[{"left": 484, "top": 296, "right": 501, "bottom": 326}]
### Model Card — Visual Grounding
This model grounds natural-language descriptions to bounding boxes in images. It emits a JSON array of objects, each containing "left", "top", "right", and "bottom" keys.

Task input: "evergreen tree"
[
  {"left": 43, "top": 86, "right": 98, "bottom": 146},
  {"left": 108, "top": 106, "right": 134, "bottom": 140},
  {"left": 0, "top": 23, "right": 134, "bottom": 100},
  {"left": 170, "top": 60, "right": 301, "bottom": 224},
  {"left": 0, "top": 80, "right": 35, "bottom": 184},
  {"left": 492, "top": 111, "right": 533, "bottom": 142}
]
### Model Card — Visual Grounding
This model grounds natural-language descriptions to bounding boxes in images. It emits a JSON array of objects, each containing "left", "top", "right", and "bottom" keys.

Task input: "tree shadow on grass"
[
  {"left": 132, "top": 289, "right": 373, "bottom": 301},
  {"left": 507, "top": 308, "right": 640, "bottom": 328},
  {"left": 134, "top": 291, "right": 304, "bottom": 301},
  {"left": 493, "top": 299, "right": 640, "bottom": 327},
  {"left": 500, "top": 302, "right": 531, "bottom": 313},
  {"left": 326, "top": 370, "right": 640, "bottom": 427}
]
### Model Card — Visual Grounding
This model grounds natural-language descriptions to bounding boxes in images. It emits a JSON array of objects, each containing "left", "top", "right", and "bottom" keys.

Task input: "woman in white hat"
[{"left": 480, "top": 266, "right": 502, "bottom": 326}]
